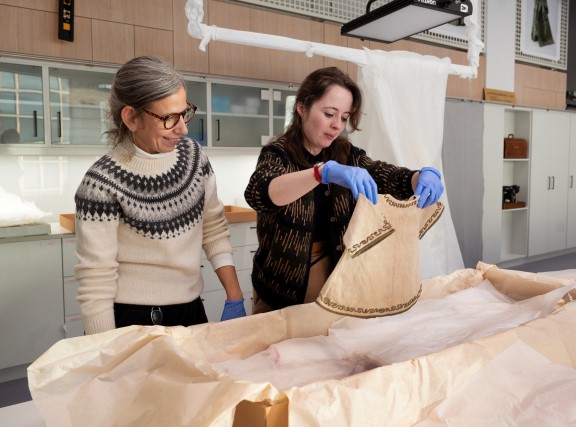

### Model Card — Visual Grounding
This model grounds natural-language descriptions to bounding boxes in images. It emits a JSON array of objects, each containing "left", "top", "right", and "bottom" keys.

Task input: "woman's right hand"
[{"left": 321, "top": 160, "right": 378, "bottom": 204}]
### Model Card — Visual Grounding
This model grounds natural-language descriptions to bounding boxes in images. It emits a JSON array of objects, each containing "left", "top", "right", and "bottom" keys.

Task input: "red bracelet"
[{"left": 313, "top": 162, "right": 324, "bottom": 183}]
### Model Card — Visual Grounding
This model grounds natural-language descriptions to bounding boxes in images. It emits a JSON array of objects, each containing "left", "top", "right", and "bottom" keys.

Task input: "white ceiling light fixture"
[{"left": 341, "top": 0, "right": 473, "bottom": 44}]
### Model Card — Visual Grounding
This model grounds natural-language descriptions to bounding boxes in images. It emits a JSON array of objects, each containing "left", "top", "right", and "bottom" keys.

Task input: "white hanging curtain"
[
  {"left": 185, "top": 0, "right": 484, "bottom": 276},
  {"left": 351, "top": 49, "right": 463, "bottom": 277}
]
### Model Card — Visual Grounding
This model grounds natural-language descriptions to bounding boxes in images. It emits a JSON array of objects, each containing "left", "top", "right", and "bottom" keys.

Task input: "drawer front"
[
  {"left": 64, "top": 314, "right": 85, "bottom": 338},
  {"left": 201, "top": 261, "right": 220, "bottom": 292},
  {"left": 228, "top": 221, "right": 258, "bottom": 247},
  {"left": 232, "top": 244, "right": 258, "bottom": 271},
  {"left": 64, "top": 276, "right": 81, "bottom": 316},
  {"left": 62, "top": 237, "right": 78, "bottom": 277},
  {"left": 238, "top": 269, "right": 253, "bottom": 293},
  {"left": 200, "top": 289, "right": 226, "bottom": 323}
]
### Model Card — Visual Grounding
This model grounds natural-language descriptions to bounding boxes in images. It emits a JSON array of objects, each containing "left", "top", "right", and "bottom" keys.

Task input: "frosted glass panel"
[
  {"left": 49, "top": 68, "right": 114, "bottom": 146},
  {"left": 0, "top": 63, "right": 44, "bottom": 144}
]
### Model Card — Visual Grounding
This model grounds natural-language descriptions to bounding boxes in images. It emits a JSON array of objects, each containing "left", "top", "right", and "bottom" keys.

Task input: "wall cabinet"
[
  {"left": 528, "top": 110, "right": 571, "bottom": 256},
  {"left": 0, "top": 62, "right": 45, "bottom": 144},
  {"left": 483, "top": 103, "right": 576, "bottom": 266},
  {"left": 0, "top": 57, "right": 296, "bottom": 152},
  {"left": 49, "top": 67, "right": 114, "bottom": 146},
  {"left": 568, "top": 115, "right": 576, "bottom": 248},
  {"left": 210, "top": 82, "right": 295, "bottom": 148},
  {"left": 0, "top": 238, "right": 64, "bottom": 371}
]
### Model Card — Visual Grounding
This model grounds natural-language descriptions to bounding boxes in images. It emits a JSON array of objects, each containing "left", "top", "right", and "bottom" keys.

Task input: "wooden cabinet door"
[{"left": 529, "top": 110, "right": 570, "bottom": 256}]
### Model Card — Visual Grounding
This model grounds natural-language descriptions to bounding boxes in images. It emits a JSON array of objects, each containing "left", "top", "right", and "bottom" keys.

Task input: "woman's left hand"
[
  {"left": 414, "top": 167, "right": 444, "bottom": 208},
  {"left": 220, "top": 298, "right": 247, "bottom": 321}
]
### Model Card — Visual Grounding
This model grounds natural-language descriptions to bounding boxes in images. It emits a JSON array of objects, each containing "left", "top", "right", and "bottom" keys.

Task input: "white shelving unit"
[{"left": 483, "top": 104, "right": 531, "bottom": 264}]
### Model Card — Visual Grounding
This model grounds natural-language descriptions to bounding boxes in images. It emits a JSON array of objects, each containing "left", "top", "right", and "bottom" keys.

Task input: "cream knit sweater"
[{"left": 74, "top": 139, "right": 233, "bottom": 335}]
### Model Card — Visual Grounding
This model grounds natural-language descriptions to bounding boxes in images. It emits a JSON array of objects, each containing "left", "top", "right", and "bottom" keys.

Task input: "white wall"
[
  {"left": 0, "top": 151, "right": 259, "bottom": 223},
  {"left": 485, "top": 0, "right": 517, "bottom": 92}
]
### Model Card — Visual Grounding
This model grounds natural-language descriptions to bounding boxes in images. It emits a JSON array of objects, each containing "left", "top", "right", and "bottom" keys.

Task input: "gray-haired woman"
[{"left": 74, "top": 56, "right": 245, "bottom": 335}]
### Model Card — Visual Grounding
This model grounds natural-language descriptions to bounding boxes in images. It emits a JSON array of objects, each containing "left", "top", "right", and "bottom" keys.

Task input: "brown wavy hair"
[{"left": 277, "top": 66, "right": 363, "bottom": 168}]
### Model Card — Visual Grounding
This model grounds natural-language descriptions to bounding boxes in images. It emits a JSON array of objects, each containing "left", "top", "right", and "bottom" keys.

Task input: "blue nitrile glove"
[
  {"left": 414, "top": 167, "right": 444, "bottom": 208},
  {"left": 220, "top": 298, "right": 246, "bottom": 321},
  {"left": 321, "top": 160, "right": 378, "bottom": 204}
]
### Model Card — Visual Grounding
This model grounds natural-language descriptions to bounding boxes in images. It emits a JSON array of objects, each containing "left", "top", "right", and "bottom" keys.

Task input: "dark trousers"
[{"left": 114, "top": 296, "right": 208, "bottom": 328}]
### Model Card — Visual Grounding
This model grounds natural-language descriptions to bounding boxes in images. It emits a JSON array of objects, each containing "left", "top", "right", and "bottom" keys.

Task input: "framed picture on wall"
[{"left": 519, "top": 0, "right": 562, "bottom": 62}]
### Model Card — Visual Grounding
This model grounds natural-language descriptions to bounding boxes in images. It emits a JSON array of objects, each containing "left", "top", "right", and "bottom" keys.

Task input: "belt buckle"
[{"left": 151, "top": 307, "right": 163, "bottom": 325}]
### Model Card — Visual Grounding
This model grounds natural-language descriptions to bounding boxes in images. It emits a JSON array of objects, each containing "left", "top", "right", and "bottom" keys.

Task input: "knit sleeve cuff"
[
  {"left": 82, "top": 309, "right": 116, "bottom": 335},
  {"left": 203, "top": 236, "right": 233, "bottom": 262},
  {"left": 209, "top": 252, "right": 235, "bottom": 271}
]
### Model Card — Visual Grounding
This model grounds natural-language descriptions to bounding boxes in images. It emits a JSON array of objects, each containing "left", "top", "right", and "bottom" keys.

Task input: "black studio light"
[{"left": 341, "top": 0, "right": 473, "bottom": 43}]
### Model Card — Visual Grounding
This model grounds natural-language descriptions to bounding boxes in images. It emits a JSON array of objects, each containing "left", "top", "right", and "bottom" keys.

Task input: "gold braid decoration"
[
  {"left": 348, "top": 219, "right": 395, "bottom": 258},
  {"left": 382, "top": 194, "right": 418, "bottom": 209},
  {"left": 318, "top": 286, "right": 422, "bottom": 317},
  {"left": 418, "top": 202, "right": 444, "bottom": 239}
]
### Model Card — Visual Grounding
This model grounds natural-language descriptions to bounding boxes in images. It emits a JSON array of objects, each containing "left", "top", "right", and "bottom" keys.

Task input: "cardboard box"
[
  {"left": 224, "top": 205, "right": 256, "bottom": 223},
  {"left": 59, "top": 213, "right": 76, "bottom": 233},
  {"left": 233, "top": 398, "right": 289, "bottom": 427}
]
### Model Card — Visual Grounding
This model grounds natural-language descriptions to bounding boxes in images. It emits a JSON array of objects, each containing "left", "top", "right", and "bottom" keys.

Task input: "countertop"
[{"left": 0, "top": 205, "right": 256, "bottom": 244}]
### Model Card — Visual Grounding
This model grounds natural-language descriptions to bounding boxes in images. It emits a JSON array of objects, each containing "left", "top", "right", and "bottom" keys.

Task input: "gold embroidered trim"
[
  {"left": 419, "top": 202, "right": 444, "bottom": 239},
  {"left": 348, "top": 219, "right": 395, "bottom": 258},
  {"left": 383, "top": 194, "right": 418, "bottom": 209},
  {"left": 317, "top": 285, "right": 422, "bottom": 317}
]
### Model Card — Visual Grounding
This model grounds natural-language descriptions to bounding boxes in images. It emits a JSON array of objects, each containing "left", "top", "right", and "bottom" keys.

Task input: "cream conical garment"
[{"left": 316, "top": 194, "right": 444, "bottom": 317}]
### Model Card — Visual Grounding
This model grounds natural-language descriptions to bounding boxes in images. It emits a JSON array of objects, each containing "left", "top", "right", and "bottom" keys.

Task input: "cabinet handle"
[
  {"left": 547, "top": 176, "right": 551, "bottom": 190},
  {"left": 552, "top": 176, "right": 555, "bottom": 190},
  {"left": 33, "top": 110, "right": 38, "bottom": 137},
  {"left": 250, "top": 226, "right": 256, "bottom": 230},
  {"left": 571, "top": 175, "right": 574, "bottom": 189},
  {"left": 216, "top": 119, "right": 220, "bottom": 141},
  {"left": 57, "top": 111, "right": 62, "bottom": 138},
  {"left": 200, "top": 118, "right": 204, "bottom": 141}
]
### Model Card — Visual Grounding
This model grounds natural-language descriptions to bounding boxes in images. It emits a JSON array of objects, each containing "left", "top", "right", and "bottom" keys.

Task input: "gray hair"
[{"left": 107, "top": 56, "right": 186, "bottom": 146}]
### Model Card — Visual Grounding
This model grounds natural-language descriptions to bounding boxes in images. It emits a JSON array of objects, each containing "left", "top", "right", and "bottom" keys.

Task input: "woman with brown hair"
[{"left": 244, "top": 66, "right": 443, "bottom": 313}]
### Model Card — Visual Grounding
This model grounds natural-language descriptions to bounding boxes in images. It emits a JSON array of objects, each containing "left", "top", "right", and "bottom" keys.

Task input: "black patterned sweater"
[
  {"left": 244, "top": 140, "right": 417, "bottom": 309},
  {"left": 74, "top": 139, "right": 233, "bottom": 335}
]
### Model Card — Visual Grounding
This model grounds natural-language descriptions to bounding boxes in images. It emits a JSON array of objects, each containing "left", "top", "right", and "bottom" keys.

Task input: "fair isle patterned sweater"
[{"left": 74, "top": 138, "right": 233, "bottom": 335}]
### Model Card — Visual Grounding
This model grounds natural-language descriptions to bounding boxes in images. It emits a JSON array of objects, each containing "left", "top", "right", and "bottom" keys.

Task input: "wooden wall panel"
[
  {"left": 133, "top": 0, "right": 173, "bottom": 31},
  {"left": 515, "top": 63, "right": 566, "bottom": 110},
  {"left": 75, "top": 0, "right": 133, "bottom": 25},
  {"left": 172, "top": 0, "right": 209, "bottom": 74},
  {"left": 91, "top": 20, "right": 134, "bottom": 65},
  {"left": 0, "top": 0, "right": 56, "bottom": 12},
  {"left": 0, "top": 0, "right": 567, "bottom": 112},
  {"left": 135, "top": 27, "right": 174, "bottom": 65},
  {"left": 207, "top": 1, "right": 324, "bottom": 83},
  {"left": 17, "top": 9, "right": 93, "bottom": 61},
  {"left": 0, "top": 5, "right": 19, "bottom": 52},
  {"left": 322, "top": 22, "right": 364, "bottom": 82}
]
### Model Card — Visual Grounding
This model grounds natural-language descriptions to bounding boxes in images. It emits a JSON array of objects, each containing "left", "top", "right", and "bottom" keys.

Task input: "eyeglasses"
[{"left": 142, "top": 102, "right": 197, "bottom": 130}]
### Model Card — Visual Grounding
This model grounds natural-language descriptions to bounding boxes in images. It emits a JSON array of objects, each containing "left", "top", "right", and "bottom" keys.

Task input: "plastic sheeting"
[{"left": 352, "top": 50, "right": 464, "bottom": 277}]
